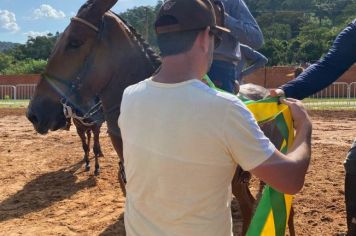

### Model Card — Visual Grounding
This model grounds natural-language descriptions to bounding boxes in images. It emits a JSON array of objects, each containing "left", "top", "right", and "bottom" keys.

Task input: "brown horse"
[
  {"left": 26, "top": 0, "right": 160, "bottom": 194},
  {"left": 26, "top": 0, "right": 293, "bottom": 234}
]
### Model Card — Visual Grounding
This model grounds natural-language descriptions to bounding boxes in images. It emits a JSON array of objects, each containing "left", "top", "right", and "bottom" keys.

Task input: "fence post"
[{"left": 12, "top": 86, "right": 17, "bottom": 100}]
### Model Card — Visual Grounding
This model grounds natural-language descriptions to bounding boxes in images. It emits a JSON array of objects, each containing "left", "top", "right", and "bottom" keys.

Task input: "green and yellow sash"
[
  {"left": 203, "top": 75, "right": 294, "bottom": 236},
  {"left": 245, "top": 99, "right": 294, "bottom": 236}
]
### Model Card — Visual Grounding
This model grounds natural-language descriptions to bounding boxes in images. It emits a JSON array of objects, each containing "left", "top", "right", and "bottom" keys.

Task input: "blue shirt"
[{"left": 281, "top": 19, "right": 356, "bottom": 100}]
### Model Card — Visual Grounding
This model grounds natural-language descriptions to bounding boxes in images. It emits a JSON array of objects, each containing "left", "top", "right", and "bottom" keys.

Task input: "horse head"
[
  {"left": 27, "top": 0, "right": 159, "bottom": 135},
  {"left": 27, "top": 0, "right": 118, "bottom": 133}
]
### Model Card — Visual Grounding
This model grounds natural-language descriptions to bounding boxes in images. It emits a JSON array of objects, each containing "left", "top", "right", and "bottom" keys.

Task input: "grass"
[
  {"left": 0, "top": 99, "right": 29, "bottom": 108},
  {"left": 303, "top": 98, "right": 356, "bottom": 110}
]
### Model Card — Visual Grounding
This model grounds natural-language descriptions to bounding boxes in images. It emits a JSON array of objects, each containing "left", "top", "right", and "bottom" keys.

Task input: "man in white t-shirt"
[{"left": 118, "top": 1, "right": 312, "bottom": 235}]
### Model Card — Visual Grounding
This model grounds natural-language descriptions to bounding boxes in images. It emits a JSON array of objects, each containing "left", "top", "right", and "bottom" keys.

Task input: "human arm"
[
  {"left": 240, "top": 44, "right": 268, "bottom": 78},
  {"left": 250, "top": 98, "right": 312, "bottom": 194},
  {"left": 277, "top": 22, "right": 356, "bottom": 100},
  {"left": 224, "top": 0, "right": 264, "bottom": 49},
  {"left": 224, "top": 97, "right": 311, "bottom": 194}
]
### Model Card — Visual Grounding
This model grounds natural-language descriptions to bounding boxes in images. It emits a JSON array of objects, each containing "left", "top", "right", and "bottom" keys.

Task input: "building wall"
[
  {"left": 0, "top": 74, "right": 40, "bottom": 85},
  {"left": 244, "top": 65, "right": 356, "bottom": 88}
]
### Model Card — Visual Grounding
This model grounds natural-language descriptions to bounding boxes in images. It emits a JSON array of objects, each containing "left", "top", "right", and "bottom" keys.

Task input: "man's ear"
[{"left": 198, "top": 27, "right": 211, "bottom": 53}]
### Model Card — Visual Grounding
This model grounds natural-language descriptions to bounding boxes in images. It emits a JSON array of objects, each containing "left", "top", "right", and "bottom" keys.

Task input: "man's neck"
[{"left": 153, "top": 54, "right": 204, "bottom": 84}]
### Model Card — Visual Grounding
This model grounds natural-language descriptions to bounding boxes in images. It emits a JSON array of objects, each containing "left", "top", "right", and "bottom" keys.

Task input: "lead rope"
[{"left": 62, "top": 101, "right": 101, "bottom": 127}]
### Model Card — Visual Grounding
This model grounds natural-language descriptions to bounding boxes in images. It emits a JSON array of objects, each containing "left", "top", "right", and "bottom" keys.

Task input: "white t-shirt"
[{"left": 118, "top": 78, "right": 276, "bottom": 236}]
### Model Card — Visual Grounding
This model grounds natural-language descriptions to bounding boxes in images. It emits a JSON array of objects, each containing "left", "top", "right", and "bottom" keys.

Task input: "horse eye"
[{"left": 67, "top": 40, "right": 82, "bottom": 49}]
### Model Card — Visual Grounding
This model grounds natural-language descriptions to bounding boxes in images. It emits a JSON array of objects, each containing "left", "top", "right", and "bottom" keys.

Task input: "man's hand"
[
  {"left": 279, "top": 97, "right": 311, "bottom": 131},
  {"left": 269, "top": 88, "right": 285, "bottom": 97},
  {"left": 250, "top": 97, "right": 312, "bottom": 195}
]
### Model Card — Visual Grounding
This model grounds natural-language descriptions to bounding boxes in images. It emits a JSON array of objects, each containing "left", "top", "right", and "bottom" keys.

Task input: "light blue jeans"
[{"left": 208, "top": 60, "right": 236, "bottom": 93}]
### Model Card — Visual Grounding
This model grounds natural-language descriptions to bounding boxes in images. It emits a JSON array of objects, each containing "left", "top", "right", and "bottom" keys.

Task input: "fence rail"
[
  {"left": 15, "top": 84, "right": 37, "bottom": 99},
  {"left": 302, "top": 82, "right": 356, "bottom": 109},
  {"left": 0, "top": 82, "right": 355, "bottom": 109},
  {"left": 0, "top": 85, "right": 16, "bottom": 99},
  {"left": 0, "top": 84, "right": 37, "bottom": 100}
]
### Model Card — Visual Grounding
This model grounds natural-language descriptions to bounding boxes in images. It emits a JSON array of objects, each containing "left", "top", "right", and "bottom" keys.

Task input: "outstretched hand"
[{"left": 269, "top": 88, "right": 285, "bottom": 97}]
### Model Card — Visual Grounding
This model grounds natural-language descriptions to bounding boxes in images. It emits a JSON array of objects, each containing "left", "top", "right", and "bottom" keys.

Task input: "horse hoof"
[
  {"left": 94, "top": 169, "right": 100, "bottom": 176},
  {"left": 85, "top": 166, "right": 90, "bottom": 171}
]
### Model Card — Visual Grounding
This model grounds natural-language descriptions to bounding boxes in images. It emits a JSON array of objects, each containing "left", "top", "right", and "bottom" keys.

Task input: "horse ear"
[
  {"left": 77, "top": 0, "right": 118, "bottom": 23},
  {"left": 94, "top": 0, "right": 118, "bottom": 15}
]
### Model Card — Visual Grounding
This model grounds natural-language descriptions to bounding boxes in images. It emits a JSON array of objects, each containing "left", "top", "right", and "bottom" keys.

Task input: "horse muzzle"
[{"left": 27, "top": 99, "right": 67, "bottom": 134}]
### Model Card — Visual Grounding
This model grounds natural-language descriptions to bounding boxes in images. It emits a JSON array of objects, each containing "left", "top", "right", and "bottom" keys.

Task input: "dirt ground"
[{"left": 0, "top": 108, "right": 355, "bottom": 236}]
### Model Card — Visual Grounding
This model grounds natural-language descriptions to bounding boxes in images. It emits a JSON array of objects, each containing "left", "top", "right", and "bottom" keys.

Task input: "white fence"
[
  {"left": 0, "top": 85, "right": 16, "bottom": 99},
  {"left": 15, "top": 84, "right": 37, "bottom": 99},
  {"left": 303, "top": 82, "right": 356, "bottom": 109},
  {"left": 0, "top": 82, "right": 355, "bottom": 109},
  {"left": 0, "top": 84, "right": 37, "bottom": 100}
]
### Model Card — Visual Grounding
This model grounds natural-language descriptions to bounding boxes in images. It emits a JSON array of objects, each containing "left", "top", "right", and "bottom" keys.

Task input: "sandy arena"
[{"left": 0, "top": 108, "right": 355, "bottom": 235}]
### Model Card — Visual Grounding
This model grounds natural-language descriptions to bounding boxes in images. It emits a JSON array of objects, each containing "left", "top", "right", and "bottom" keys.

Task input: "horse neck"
[{"left": 99, "top": 17, "right": 160, "bottom": 126}]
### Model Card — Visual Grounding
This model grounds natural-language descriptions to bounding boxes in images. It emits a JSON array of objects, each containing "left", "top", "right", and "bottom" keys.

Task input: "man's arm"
[
  {"left": 224, "top": 0, "right": 264, "bottom": 49},
  {"left": 240, "top": 44, "right": 268, "bottom": 78},
  {"left": 224, "top": 96, "right": 311, "bottom": 194},
  {"left": 250, "top": 98, "right": 312, "bottom": 194},
  {"left": 279, "top": 21, "right": 356, "bottom": 100}
]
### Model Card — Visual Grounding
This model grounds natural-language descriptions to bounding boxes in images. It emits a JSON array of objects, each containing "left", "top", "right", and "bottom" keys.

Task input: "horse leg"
[
  {"left": 86, "top": 128, "right": 92, "bottom": 170},
  {"left": 93, "top": 124, "right": 104, "bottom": 157},
  {"left": 92, "top": 125, "right": 103, "bottom": 176},
  {"left": 109, "top": 133, "right": 126, "bottom": 196},
  {"left": 288, "top": 206, "right": 296, "bottom": 236},
  {"left": 231, "top": 167, "right": 255, "bottom": 235},
  {"left": 76, "top": 127, "right": 90, "bottom": 171},
  {"left": 64, "top": 118, "right": 72, "bottom": 131}
]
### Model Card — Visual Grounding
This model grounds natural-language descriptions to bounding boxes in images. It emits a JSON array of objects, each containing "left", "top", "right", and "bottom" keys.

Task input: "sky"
[{"left": 0, "top": 0, "right": 158, "bottom": 43}]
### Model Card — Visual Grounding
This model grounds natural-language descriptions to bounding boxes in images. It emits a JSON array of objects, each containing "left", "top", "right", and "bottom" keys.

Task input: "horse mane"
[{"left": 111, "top": 11, "right": 161, "bottom": 70}]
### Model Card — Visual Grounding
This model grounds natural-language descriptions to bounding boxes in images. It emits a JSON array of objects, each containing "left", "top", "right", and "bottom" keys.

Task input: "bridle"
[
  {"left": 43, "top": 16, "right": 104, "bottom": 127},
  {"left": 61, "top": 99, "right": 103, "bottom": 126},
  {"left": 70, "top": 17, "right": 129, "bottom": 184},
  {"left": 63, "top": 17, "right": 103, "bottom": 126},
  {"left": 71, "top": 16, "right": 99, "bottom": 32}
]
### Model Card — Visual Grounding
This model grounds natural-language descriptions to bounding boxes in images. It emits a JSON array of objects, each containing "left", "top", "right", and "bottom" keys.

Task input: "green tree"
[
  {"left": 335, "top": 1, "right": 356, "bottom": 26},
  {"left": 120, "top": 6, "right": 158, "bottom": 47},
  {"left": 260, "top": 39, "right": 289, "bottom": 66},
  {"left": 295, "top": 40, "right": 324, "bottom": 63},
  {"left": 7, "top": 33, "right": 59, "bottom": 61},
  {"left": 2, "top": 59, "right": 47, "bottom": 75},
  {"left": 263, "top": 23, "right": 292, "bottom": 40},
  {"left": 281, "top": 0, "right": 313, "bottom": 11},
  {"left": 0, "top": 53, "right": 14, "bottom": 73}
]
